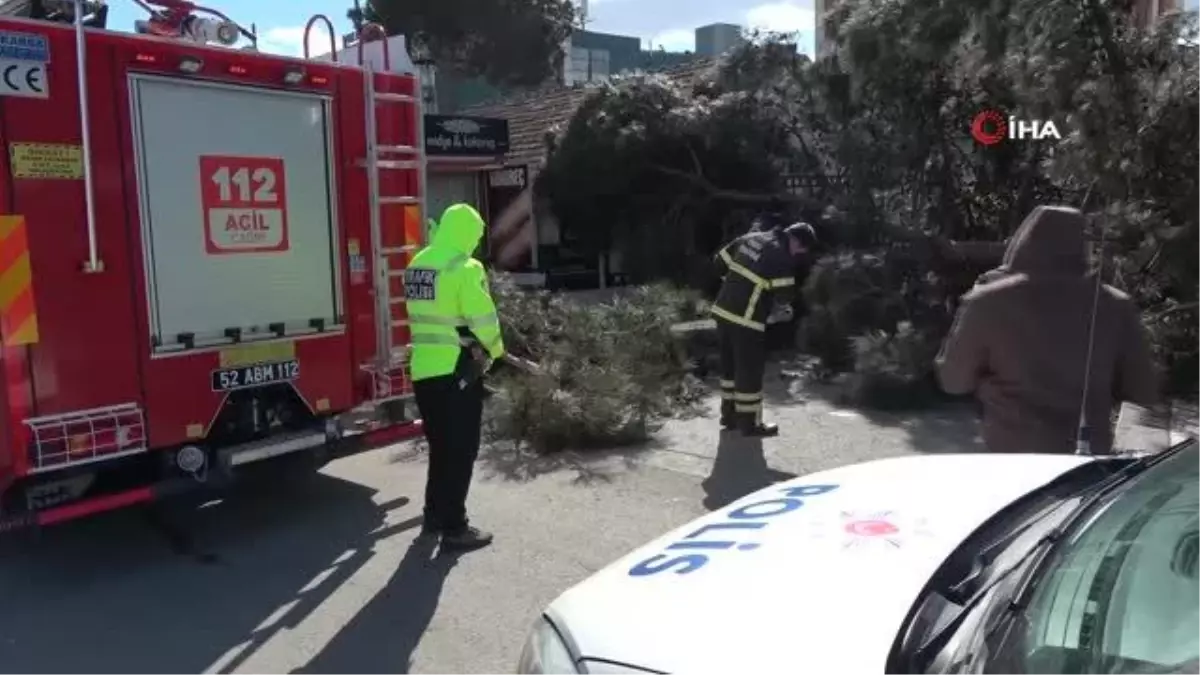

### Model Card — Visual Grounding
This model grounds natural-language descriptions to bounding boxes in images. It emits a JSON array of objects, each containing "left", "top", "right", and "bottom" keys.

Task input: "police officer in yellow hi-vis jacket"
[{"left": 405, "top": 203, "right": 505, "bottom": 551}]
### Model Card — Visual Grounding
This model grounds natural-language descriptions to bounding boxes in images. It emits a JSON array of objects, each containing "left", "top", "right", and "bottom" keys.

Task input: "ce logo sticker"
[{"left": 2, "top": 62, "right": 45, "bottom": 96}]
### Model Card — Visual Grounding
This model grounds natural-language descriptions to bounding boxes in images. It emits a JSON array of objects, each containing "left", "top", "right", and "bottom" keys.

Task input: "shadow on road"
[
  {"left": 386, "top": 413, "right": 648, "bottom": 485},
  {"left": 753, "top": 358, "right": 986, "bottom": 455},
  {"left": 475, "top": 440, "right": 644, "bottom": 485},
  {"left": 0, "top": 470, "right": 421, "bottom": 674},
  {"left": 886, "top": 407, "right": 986, "bottom": 453},
  {"left": 295, "top": 537, "right": 459, "bottom": 674},
  {"left": 701, "top": 432, "right": 796, "bottom": 510}
]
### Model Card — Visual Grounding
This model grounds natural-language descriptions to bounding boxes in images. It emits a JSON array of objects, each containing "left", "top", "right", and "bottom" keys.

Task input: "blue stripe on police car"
[{"left": 628, "top": 483, "right": 839, "bottom": 577}]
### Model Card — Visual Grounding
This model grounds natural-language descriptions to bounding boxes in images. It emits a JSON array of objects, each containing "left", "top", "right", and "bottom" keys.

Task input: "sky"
[{"left": 104, "top": 0, "right": 816, "bottom": 58}]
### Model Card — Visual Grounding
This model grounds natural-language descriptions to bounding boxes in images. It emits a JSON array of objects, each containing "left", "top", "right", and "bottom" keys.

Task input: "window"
[
  {"left": 991, "top": 446, "right": 1199, "bottom": 673},
  {"left": 426, "top": 173, "right": 481, "bottom": 243}
]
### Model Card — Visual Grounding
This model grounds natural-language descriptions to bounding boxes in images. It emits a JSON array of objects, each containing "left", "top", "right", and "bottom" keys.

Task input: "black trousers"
[
  {"left": 717, "top": 320, "right": 767, "bottom": 426},
  {"left": 413, "top": 365, "right": 485, "bottom": 534}
]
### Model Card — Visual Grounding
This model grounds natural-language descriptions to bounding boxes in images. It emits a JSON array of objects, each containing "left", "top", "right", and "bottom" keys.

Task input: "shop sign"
[{"left": 424, "top": 115, "right": 510, "bottom": 157}]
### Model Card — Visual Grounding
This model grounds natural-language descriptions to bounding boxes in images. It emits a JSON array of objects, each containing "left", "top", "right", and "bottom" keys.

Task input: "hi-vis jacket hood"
[
  {"left": 1005, "top": 205, "right": 1088, "bottom": 276},
  {"left": 432, "top": 203, "right": 485, "bottom": 255}
]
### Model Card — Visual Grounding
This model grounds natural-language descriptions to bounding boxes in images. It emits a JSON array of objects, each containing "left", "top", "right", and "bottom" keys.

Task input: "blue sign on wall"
[{"left": 0, "top": 31, "right": 49, "bottom": 62}]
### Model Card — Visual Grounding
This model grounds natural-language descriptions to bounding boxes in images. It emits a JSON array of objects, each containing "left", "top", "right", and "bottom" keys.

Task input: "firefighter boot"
[
  {"left": 738, "top": 412, "right": 780, "bottom": 438},
  {"left": 720, "top": 399, "right": 737, "bottom": 430}
]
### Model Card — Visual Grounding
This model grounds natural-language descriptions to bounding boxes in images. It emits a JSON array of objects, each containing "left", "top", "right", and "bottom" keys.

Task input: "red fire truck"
[{"left": 0, "top": 1, "right": 428, "bottom": 532}]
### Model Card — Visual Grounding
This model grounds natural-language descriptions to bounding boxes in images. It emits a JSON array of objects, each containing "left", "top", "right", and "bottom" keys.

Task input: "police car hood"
[{"left": 548, "top": 452, "right": 1095, "bottom": 673}]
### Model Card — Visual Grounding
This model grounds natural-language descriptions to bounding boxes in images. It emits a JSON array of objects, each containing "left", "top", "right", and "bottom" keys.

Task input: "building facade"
[
  {"left": 563, "top": 30, "right": 635, "bottom": 85},
  {"left": 695, "top": 23, "right": 745, "bottom": 57},
  {"left": 812, "top": 0, "right": 1192, "bottom": 54},
  {"left": 1132, "top": 0, "right": 1192, "bottom": 25},
  {"left": 423, "top": 115, "right": 511, "bottom": 246},
  {"left": 814, "top": 0, "right": 839, "bottom": 56}
]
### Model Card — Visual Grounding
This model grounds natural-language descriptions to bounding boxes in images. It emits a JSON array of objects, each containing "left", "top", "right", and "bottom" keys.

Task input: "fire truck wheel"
[{"left": 380, "top": 399, "right": 411, "bottom": 425}]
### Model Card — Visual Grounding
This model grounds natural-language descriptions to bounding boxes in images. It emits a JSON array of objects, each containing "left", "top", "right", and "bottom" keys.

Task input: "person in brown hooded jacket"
[{"left": 936, "top": 205, "right": 1160, "bottom": 455}]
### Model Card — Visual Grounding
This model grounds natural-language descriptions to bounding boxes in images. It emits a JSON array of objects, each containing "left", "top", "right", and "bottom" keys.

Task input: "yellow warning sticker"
[
  {"left": 219, "top": 340, "right": 296, "bottom": 368},
  {"left": 348, "top": 238, "right": 360, "bottom": 256},
  {"left": 9, "top": 142, "right": 83, "bottom": 179}
]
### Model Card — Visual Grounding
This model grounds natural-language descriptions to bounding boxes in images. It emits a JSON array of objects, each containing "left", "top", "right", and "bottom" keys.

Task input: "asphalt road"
[{"left": 0, "top": 366, "right": 975, "bottom": 674}]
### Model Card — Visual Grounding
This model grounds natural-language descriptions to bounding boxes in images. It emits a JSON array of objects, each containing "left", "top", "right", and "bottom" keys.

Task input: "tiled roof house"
[{"left": 460, "top": 57, "right": 721, "bottom": 169}]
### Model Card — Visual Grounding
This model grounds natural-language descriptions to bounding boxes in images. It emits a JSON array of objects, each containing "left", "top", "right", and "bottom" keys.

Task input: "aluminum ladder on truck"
[{"left": 304, "top": 18, "right": 427, "bottom": 410}]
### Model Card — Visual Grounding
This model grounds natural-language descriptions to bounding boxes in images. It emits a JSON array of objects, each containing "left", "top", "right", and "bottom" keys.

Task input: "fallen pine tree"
[{"left": 483, "top": 274, "right": 708, "bottom": 453}]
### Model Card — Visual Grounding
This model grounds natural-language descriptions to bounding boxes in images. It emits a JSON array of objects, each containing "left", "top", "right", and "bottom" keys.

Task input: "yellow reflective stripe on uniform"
[
  {"left": 732, "top": 392, "right": 762, "bottom": 402},
  {"left": 719, "top": 379, "right": 735, "bottom": 388},
  {"left": 734, "top": 401, "right": 763, "bottom": 413},
  {"left": 710, "top": 304, "right": 766, "bottom": 331},
  {"left": 719, "top": 247, "right": 734, "bottom": 266},
  {"left": 410, "top": 334, "right": 461, "bottom": 345},
  {"left": 744, "top": 284, "right": 763, "bottom": 320},
  {"left": 727, "top": 260, "right": 767, "bottom": 287},
  {"left": 770, "top": 277, "right": 794, "bottom": 288},
  {"left": 407, "top": 311, "right": 498, "bottom": 330},
  {"left": 407, "top": 313, "right": 466, "bottom": 326},
  {"left": 463, "top": 312, "right": 499, "bottom": 329}
]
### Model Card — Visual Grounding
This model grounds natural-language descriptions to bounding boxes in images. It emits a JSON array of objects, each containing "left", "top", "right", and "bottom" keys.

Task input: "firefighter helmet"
[{"left": 783, "top": 221, "right": 818, "bottom": 249}]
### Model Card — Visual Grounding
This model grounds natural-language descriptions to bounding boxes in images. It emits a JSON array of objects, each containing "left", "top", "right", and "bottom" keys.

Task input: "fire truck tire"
[{"left": 380, "top": 399, "right": 411, "bottom": 425}]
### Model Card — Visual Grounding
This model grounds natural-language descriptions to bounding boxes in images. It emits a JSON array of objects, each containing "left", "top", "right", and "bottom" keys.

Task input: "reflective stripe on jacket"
[
  {"left": 710, "top": 231, "right": 796, "bottom": 331},
  {"left": 405, "top": 203, "right": 506, "bottom": 381}
]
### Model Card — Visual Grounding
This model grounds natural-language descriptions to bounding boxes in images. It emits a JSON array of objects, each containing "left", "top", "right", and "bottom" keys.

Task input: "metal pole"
[{"left": 75, "top": 0, "right": 102, "bottom": 272}]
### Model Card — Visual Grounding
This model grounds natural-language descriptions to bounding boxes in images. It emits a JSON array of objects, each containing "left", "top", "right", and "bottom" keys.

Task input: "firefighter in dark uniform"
[{"left": 712, "top": 220, "right": 817, "bottom": 436}]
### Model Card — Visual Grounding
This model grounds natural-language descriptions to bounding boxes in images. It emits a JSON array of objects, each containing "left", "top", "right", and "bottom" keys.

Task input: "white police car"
[{"left": 517, "top": 440, "right": 1199, "bottom": 673}]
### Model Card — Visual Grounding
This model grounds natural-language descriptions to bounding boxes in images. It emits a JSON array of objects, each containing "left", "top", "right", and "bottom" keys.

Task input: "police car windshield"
[
  {"left": 902, "top": 446, "right": 1166, "bottom": 667},
  {"left": 918, "top": 441, "right": 1198, "bottom": 673},
  {"left": 980, "top": 441, "right": 1198, "bottom": 673}
]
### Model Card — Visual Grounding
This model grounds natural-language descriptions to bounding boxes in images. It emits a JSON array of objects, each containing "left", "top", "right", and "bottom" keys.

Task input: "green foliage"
[
  {"left": 798, "top": 248, "right": 969, "bottom": 405},
  {"left": 848, "top": 324, "right": 945, "bottom": 410},
  {"left": 351, "top": 0, "right": 575, "bottom": 87},
  {"left": 537, "top": 4, "right": 1199, "bottom": 401},
  {"left": 485, "top": 275, "right": 705, "bottom": 453}
]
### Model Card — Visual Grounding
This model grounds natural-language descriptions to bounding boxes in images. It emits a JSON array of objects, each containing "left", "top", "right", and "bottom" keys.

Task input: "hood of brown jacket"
[{"left": 1004, "top": 205, "right": 1089, "bottom": 276}]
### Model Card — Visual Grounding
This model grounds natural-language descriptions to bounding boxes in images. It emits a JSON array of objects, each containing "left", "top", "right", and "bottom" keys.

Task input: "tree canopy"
[
  {"left": 536, "top": 0, "right": 1199, "bottom": 396},
  {"left": 349, "top": 0, "right": 576, "bottom": 87}
]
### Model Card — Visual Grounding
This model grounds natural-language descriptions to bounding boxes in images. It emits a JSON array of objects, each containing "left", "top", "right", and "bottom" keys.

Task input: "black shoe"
[
  {"left": 440, "top": 526, "right": 494, "bottom": 552},
  {"left": 740, "top": 422, "right": 780, "bottom": 438}
]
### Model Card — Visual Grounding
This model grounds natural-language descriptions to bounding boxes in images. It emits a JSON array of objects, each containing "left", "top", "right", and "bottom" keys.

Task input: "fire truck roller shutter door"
[{"left": 129, "top": 76, "right": 343, "bottom": 350}]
